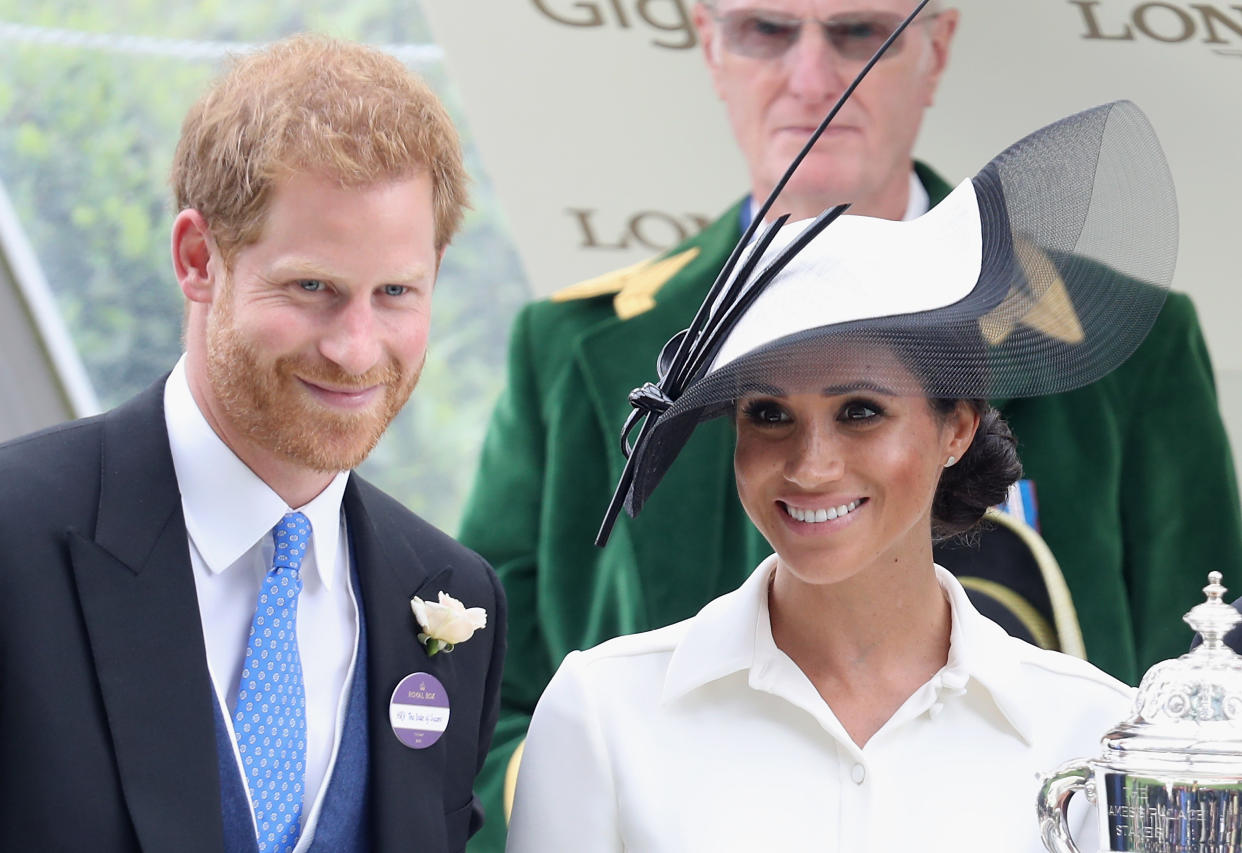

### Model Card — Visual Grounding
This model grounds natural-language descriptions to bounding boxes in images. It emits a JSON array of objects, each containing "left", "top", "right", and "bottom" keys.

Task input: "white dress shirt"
[
  {"left": 750, "top": 169, "right": 930, "bottom": 226},
  {"left": 164, "top": 357, "right": 359, "bottom": 852},
  {"left": 508, "top": 557, "right": 1132, "bottom": 853},
  {"left": 903, "top": 168, "right": 931, "bottom": 220}
]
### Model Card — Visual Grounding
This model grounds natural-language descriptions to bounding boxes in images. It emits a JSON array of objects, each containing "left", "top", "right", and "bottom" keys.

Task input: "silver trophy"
[{"left": 1038, "top": 572, "right": 1242, "bottom": 852}]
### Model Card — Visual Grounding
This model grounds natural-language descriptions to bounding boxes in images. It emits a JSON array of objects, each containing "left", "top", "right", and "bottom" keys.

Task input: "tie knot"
[{"left": 272, "top": 511, "right": 312, "bottom": 572}]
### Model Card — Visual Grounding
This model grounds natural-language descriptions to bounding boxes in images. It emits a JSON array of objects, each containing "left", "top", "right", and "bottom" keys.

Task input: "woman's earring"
[{"left": 944, "top": 456, "right": 957, "bottom": 468}]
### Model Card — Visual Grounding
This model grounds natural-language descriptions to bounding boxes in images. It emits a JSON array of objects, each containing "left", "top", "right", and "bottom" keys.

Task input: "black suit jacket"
[{"left": 0, "top": 380, "right": 506, "bottom": 851}]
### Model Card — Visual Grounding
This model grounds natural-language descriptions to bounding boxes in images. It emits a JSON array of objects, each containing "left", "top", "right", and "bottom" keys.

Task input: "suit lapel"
[
  {"left": 914, "top": 160, "right": 954, "bottom": 207},
  {"left": 345, "top": 481, "right": 454, "bottom": 849},
  {"left": 69, "top": 382, "right": 224, "bottom": 852}
]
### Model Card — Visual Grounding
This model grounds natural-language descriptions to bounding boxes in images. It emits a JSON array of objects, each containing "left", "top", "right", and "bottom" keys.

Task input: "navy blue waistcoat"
[{"left": 213, "top": 582, "right": 370, "bottom": 853}]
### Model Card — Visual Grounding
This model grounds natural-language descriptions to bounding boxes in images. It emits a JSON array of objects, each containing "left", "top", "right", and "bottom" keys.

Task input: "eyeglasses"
[{"left": 713, "top": 8, "right": 934, "bottom": 62}]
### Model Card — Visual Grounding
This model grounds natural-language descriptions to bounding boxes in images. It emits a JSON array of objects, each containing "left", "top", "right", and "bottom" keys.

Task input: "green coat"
[{"left": 459, "top": 166, "right": 1242, "bottom": 851}]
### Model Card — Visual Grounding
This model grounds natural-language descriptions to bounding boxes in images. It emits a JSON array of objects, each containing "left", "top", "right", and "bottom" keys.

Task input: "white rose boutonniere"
[{"left": 411, "top": 591, "right": 487, "bottom": 656}]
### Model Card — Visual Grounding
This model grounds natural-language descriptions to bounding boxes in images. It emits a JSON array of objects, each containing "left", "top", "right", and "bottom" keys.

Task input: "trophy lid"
[{"left": 1101, "top": 572, "right": 1242, "bottom": 770}]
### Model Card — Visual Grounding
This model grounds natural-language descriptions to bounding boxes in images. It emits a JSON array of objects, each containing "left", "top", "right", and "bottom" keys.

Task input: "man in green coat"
[{"left": 460, "top": 2, "right": 1242, "bottom": 848}]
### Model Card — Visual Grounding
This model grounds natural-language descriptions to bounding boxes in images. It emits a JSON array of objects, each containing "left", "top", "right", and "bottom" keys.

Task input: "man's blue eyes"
[{"left": 296, "top": 281, "right": 408, "bottom": 296}]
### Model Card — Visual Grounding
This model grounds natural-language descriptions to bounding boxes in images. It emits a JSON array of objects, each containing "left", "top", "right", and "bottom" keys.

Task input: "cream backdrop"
[{"left": 422, "top": 0, "right": 1242, "bottom": 480}]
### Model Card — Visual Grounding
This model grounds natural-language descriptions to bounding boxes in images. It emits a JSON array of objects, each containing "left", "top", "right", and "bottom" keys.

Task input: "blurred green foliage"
[{"left": 0, "top": 1, "right": 530, "bottom": 531}]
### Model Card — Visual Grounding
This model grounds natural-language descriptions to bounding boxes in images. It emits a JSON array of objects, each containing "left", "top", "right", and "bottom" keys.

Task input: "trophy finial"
[
  {"left": 1184, "top": 571, "right": 1242, "bottom": 650},
  {"left": 1207, "top": 571, "right": 1226, "bottom": 598}
]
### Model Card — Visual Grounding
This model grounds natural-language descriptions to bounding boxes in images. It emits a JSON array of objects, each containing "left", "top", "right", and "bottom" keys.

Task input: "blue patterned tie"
[{"left": 233, "top": 512, "right": 311, "bottom": 853}]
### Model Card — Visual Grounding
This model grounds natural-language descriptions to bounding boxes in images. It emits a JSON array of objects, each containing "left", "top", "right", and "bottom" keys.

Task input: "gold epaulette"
[
  {"left": 978, "top": 237, "right": 1084, "bottom": 346},
  {"left": 550, "top": 248, "right": 700, "bottom": 320}
]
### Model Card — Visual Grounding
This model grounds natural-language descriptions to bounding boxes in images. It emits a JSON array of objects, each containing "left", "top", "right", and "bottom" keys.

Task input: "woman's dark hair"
[
  {"left": 880, "top": 322, "right": 1022, "bottom": 539},
  {"left": 928, "top": 399, "right": 1022, "bottom": 539}
]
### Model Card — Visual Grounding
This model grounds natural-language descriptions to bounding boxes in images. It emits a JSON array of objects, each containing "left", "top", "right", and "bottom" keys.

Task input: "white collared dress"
[{"left": 506, "top": 559, "right": 1132, "bottom": 853}]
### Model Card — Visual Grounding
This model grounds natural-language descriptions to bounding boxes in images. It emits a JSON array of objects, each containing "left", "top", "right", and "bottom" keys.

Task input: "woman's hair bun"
[{"left": 932, "top": 403, "right": 1022, "bottom": 539}]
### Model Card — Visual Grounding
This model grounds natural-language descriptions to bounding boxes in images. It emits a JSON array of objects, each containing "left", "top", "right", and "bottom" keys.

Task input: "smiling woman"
[
  {"left": 506, "top": 100, "right": 1177, "bottom": 852},
  {"left": 735, "top": 382, "right": 976, "bottom": 584}
]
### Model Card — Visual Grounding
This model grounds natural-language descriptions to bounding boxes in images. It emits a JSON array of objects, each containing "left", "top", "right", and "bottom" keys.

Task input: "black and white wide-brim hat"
[{"left": 602, "top": 101, "right": 1176, "bottom": 539}]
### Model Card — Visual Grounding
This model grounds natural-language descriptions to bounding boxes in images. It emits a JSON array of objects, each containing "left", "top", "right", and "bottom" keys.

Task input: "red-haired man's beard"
[{"left": 205, "top": 313, "right": 420, "bottom": 473}]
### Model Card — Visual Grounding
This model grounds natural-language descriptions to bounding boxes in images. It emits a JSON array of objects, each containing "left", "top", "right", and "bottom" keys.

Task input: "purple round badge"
[{"left": 389, "top": 672, "right": 450, "bottom": 749}]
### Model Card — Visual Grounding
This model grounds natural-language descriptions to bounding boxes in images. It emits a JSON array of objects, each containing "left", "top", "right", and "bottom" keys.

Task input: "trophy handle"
[{"left": 1037, "top": 762, "right": 1091, "bottom": 853}]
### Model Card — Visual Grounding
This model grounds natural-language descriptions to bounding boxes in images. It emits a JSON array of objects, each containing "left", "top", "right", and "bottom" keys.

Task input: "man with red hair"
[{"left": 0, "top": 35, "right": 504, "bottom": 853}]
